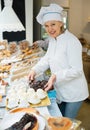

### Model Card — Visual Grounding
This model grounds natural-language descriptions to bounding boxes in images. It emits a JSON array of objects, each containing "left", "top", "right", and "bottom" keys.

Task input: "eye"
[
  {"left": 44, "top": 25, "right": 48, "bottom": 29},
  {"left": 45, "top": 25, "right": 48, "bottom": 27},
  {"left": 52, "top": 23, "right": 55, "bottom": 25},
  {"left": 51, "top": 23, "right": 56, "bottom": 27}
]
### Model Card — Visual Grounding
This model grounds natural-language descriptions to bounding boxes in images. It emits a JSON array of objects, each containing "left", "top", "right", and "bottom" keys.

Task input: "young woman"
[{"left": 28, "top": 4, "right": 89, "bottom": 118}]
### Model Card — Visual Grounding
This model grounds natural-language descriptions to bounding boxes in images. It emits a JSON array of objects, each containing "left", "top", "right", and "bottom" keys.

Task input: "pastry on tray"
[
  {"left": 36, "top": 88, "right": 47, "bottom": 99},
  {"left": 0, "top": 40, "right": 8, "bottom": 50},
  {"left": 19, "top": 40, "right": 29, "bottom": 51},
  {"left": 28, "top": 93, "right": 41, "bottom": 105},
  {"left": 8, "top": 41, "right": 18, "bottom": 54},
  {"left": 29, "top": 80, "right": 48, "bottom": 91}
]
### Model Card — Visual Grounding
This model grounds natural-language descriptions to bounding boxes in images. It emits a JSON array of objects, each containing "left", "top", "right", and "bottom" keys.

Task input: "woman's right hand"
[{"left": 28, "top": 70, "right": 36, "bottom": 81}]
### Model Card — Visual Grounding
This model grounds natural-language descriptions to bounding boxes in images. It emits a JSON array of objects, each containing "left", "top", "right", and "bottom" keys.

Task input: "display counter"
[
  {"left": 0, "top": 41, "right": 86, "bottom": 130},
  {"left": 0, "top": 71, "right": 84, "bottom": 130}
]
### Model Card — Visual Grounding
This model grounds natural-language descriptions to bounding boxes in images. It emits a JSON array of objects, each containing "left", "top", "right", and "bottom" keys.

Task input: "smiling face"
[{"left": 44, "top": 20, "right": 63, "bottom": 38}]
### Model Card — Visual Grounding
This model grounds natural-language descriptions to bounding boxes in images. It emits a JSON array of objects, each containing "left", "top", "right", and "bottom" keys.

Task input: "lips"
[{"left": 49, "top": 31, "right": 56, "bottom": 37}]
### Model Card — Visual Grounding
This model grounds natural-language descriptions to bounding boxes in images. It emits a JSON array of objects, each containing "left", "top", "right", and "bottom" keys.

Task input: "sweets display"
[
  {"left": 6, "top": 78, "right": 50, "bottom": 109},
  {"left": 11, "top": 57, "right": 40, "bottom": 75},
  {"left": 0, "top": 39, "right": 44, "bottom": 82},
  {"left": 0, "top": 38, "right": 82, "bottom": 130},
  {"left": 6, "top": 87, "right": 48, "bottom": 109}
]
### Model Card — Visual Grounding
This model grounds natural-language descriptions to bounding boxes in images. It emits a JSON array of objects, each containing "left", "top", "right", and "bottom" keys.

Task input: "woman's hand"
[
  {"left": 44, "top": 74, "right": 56, "bottom": 92},
  {"left": 33, "top": 41, "right": 38, "bottom": 46},
  {"left": 28, "top": 70, "right": 36, "bottom": 81}
]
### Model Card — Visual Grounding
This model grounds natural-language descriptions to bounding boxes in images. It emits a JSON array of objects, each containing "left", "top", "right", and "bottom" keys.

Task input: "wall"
[
  {"left": 82, "top": 0, "right": 90, "bottom": 43},
  {"left": 69, "top": 0, "right": 83, "bottom": 37},
  {"left": 33, "top": 0, "right": 41, "bottom": 42},
  {"left": 69, "top": 0, "right": 90, "bottom": 43},
  {"left": 25, "top": 0, "right": 33, "bottom": 44},
  {"left": 42, "top": 0, "right": 69, "bottom": 7}
]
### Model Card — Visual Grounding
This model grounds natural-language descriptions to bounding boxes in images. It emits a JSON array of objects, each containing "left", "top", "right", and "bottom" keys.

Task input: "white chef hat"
[{"left": 36, "top": 3, "right": 64, "bottom": 25}]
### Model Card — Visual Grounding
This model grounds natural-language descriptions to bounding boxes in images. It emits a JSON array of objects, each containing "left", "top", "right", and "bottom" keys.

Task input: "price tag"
[{"left": 0, "top": 45, "right": 6, "bottom": 50}]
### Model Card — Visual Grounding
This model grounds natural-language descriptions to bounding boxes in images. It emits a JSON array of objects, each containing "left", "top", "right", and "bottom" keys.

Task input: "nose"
[{"left": 48, "top": 26, "right": 52, "bottom": 32}]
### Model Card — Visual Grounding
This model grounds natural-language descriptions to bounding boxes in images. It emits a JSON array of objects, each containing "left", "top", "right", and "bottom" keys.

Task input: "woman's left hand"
[{"left": 44, "top": 74, "right": 56, "bottom": 92}]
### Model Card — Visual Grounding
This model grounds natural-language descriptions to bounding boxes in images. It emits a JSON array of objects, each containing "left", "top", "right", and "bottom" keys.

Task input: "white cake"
[
  {"left": 7, "top": 98, "right": 18, "bottom": 109},
  {"left": 18, "top": 99, "right": 30, "bottom": 107},
  {"left": 28, "top": 94, "right": 41, "bottom": 104},
  {"left": 36, "top": 89, "right": 47, "bottom": 99},
  {"left": 27, "top": 88, "right": 35, "bottom": 95}
]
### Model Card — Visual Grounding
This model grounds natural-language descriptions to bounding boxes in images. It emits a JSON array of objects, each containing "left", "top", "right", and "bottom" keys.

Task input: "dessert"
[
  {"left": 6, "top": 78, "right": 50, "bottom": 108},
  {"left": 19, "top": 40, "right": 29, "bottom": 51},
  {"left": 0, "top": 40, "right": 8, "bottom": 50},
  {"left": 36, "top": 88, "right": 47, "bottom": 99},
  {"left": 10, "top": 108, "right": 39, "bottom": 115},
  {"left": 29, "top": 80, "right": 48, "bottom": 91},
  {"left": 28, "top": 94, "right": 41, "bottom": 105},
  {"left": 5, "top": 113, "right": 39, "bottom": 130},
  {"left": 48, "top": 117, "right": 72, "bottom": 130},
  {"left": 8, "top": 41, "right": 18, "bottom": 54},
  {"left": 7, "top": 98, "right": 19, "bottom": 109},
  {"left": 27, "top": 88, "right": 35, "bottom": 96}
]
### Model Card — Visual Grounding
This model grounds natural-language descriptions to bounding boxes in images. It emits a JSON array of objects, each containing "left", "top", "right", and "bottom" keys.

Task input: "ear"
[{"left": 60, "top": 22, "right": 64, "bottom": 27}]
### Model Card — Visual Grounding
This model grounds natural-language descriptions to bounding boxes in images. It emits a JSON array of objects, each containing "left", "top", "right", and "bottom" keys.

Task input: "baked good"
[
  {"left": 10, "top": 108, "right": 40, "bottom": 115},
  {"left": 27, "top": 88, "right": 35, "bottom": 96},
  {"left": 28, "top": 94, "right": 41, "bottom": 105},
  {"left": 5, "top": 113, "right": 39, "bottom": 130},
  {"left": 29, "top": 80, "right": 48, "bottom": 91},
  {"left": 36, "top": 88, "right": 47, "bottom": 99},
  {"left": 7, "top": 98, "right": 19, "bottom": 109},
  {"left": 8, "top": 42, "right": 17, "bottom": 54},
  {"left": 19, "top": 40, "right": 29, "bottom": 51},
  {"left": 0, "top": 40, "right": 8, "bottom": 50},
  {"left": 48, "top": 117, "right": 72, "bottom": 130}
]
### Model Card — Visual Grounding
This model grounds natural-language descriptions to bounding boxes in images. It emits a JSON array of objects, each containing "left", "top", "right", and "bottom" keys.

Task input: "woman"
[{"left": 28, "top": 4, "right": 89, "bottom": 118}]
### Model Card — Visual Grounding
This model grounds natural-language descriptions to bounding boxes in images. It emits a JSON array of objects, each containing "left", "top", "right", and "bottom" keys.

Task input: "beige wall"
[
  {"left": 42, "top": 0, "right": 69, "bottom": 7},
  {"left": 69, "top": 0, "right": 83, "bottom": 37},
  {"left": 69, "top": 0, "right": 90, "bottom": 43},
  {"left": 82, "top": 0, "right": 90, "bottom": 43}
]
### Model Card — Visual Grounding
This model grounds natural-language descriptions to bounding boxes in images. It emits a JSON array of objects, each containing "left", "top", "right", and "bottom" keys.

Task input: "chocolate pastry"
[
  {"left": 5, "top": 113, "right": 37, "bottom": 130},
  {"left": 29, "top": 80, "right": 48, "bottom": 91}
]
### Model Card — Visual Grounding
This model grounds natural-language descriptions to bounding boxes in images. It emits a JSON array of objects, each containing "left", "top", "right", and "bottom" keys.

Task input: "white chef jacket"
[{"left": 32, "top": 30, "right": 89, "bottom": 102}]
